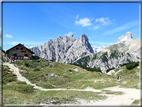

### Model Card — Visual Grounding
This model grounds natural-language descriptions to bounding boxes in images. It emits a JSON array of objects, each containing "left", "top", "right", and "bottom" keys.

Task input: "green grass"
[
  {"left": 131, "top": 98, "right": 141, "bottom": 105},
  {"left": 3, "top": 60, "right": 140, "bottom": 104},
  {"left": 3, "top": 81, "right": 34, "bottom": 93},
  {"left": 3, "top": 65, "right": 17, "bottom": 85},
  {"left": 12, "top": 60, "right": 140, "bottom": 89},
  {"left": 3, "top": 87, "right": 107, "bottom": 104}
]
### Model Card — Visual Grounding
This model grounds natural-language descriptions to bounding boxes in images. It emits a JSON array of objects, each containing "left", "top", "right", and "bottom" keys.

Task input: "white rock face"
[
  {"left": 92, "top": 46, "right": 105, "bottom": 53},
  {"left": 117, "top": 32, "right": 133, "bottom": 43},
  {"left": 106, "top": 70, "right": 115, "bottom": 75},
  {"left": 30, "top": 33, "right": 94, "bottom": 63}
]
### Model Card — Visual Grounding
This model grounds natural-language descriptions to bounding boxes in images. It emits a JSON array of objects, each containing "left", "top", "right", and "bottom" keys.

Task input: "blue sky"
[{"left": 3, "top": 3, "right": 139, "bottom": 51}]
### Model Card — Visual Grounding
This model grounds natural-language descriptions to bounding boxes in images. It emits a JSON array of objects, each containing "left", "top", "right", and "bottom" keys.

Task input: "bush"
[
  {"left": 119, "top": 62, "right": 139, "bottom": 70},
  {"left": 69, "top": 69, "right": 72, "bottom": 72},
  {"left": 20, "top": 85, "right": 34, "bottom": 93},
  {"left": 33, "top": 56, "right": 40, "bottom": 60},
  {"left": 33, "top": 68, "right": 40, "bottom": 71},
  {"left": 126, "top": 62, "right": 139, "bottom": 70},
  {"left": 25, "top": 63, "right": 29, "bottom": 67},
  {"left": 71, "top": 63, "right": 102, "bottom": 73}
]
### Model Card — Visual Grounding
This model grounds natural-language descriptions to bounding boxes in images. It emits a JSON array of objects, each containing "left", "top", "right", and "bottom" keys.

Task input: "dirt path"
[
  {"left": 3, "top": 62, "right": 141, "bottom": 106},
  {"left": 80, "top": 86, "right": 141, "bottom": 106}
]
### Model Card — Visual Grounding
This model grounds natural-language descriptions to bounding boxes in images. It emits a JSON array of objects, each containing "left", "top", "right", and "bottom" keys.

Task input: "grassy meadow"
[{"left": 3, "top": 60, "right": 140, "bottom": 104}]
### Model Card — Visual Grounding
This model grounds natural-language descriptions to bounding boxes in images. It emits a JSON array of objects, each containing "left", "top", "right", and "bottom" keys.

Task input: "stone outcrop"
[
  {"left": 30, "top": 33, "right": 94, "bottom": 63},
  {"left": 117, "top": 32, "right": 133, "bottom": 42}
]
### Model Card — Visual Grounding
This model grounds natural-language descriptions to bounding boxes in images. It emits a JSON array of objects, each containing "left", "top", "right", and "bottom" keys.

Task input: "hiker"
[
  {"left": 11, "top": 56, "right": 14, "bottom": 63},
  {"left": 117, "top": 75, "right": 122, "bottom": 82},
  {"left": 10, "top": 56, "right": 12, "bottom": 63}
]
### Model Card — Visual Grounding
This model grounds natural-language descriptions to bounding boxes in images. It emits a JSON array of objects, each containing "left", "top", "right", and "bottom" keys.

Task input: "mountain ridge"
[
  {"left": 30, "top": 32, "right": 141, "bottom": 73},
  {"left": 74, "top": 32, "right": 141, "bottom": 73},
  {"left": 30, "top": 33, "right": 96, "bottom": 63}
]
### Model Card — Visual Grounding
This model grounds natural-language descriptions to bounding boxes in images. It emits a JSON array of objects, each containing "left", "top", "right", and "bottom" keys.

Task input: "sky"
[{"left": 3, "top": 2, "right": 140, "bottom": 51}]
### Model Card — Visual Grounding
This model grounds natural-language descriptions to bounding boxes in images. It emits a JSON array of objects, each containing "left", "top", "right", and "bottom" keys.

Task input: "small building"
[{"left": 6, "top": 43, "right": 34, "bottom": 60}]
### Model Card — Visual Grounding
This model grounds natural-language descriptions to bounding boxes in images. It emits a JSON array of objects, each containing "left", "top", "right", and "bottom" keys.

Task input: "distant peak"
[
  {"left": 49, "top": 39, "right": 53, "bottom": 41},
  {"left": 117, "top": 32, "right": 133, "bottom": 43},
  {"left": 38, "top": 44, "right": 42, "bottom": 47},
  {"left": 70, "top": 34, "right": 76, "bottom": 42},
  {"left": 126, "top": 32, "right": 132, "bottom": 39},
  {"left": 64, "top": 35, "right": 70, "bottom": 42},
  {"left": 58, "top": 35, "right": 63, "bottom": 39},
  {"left": 80, "top": 33, "right": 88, "bottom": 42},
  {"left": 64, "top": 35, "right": 69, "bottom": 38},
  {"left": 48, "top": 39, "right": 53, "bottom": 43},
  {"left": 70, "top": 34, "right": 74, "bottom": 37}
]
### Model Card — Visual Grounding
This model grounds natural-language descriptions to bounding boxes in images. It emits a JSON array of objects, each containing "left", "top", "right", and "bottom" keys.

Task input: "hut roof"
[{"left": 6, "top": 43, "right": 34, "bottom": 54}]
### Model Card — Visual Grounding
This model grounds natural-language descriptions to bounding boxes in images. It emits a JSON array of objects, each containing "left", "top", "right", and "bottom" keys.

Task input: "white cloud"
[
  {"left": 8, "top": 42, "right": 18, "bottom": 45},
  {"left": 5, "top": 34, "right": 13, "bottom": 38},
  {"left": 65, "top": 32, "right": 73, "bottom": 36},
  {"left": 75, "top": 18, "right": 92, "bottom": 27},
  {"left": 95, "top": 17, "right": 112, "bottom": 25},
  {"left": 104, "top": 19, "right": 139, "bottom": 35},
  {"left": 76, "top": 14, "right": 79, "bottom": 19},
  {"left": 8, "top": 41, "right": 45, "bottom": 46},
  {"left": 93, "top": 26, "right": 99, "bottom": 30},
  {"left": 29, "top": 46, "right": 34, "bottom": 48},
  {"left": 90, "top": 41, "right": 114, "bottom": 45},
  {"left": 88, "top": 28, "right": 91, "bottom": 30}
]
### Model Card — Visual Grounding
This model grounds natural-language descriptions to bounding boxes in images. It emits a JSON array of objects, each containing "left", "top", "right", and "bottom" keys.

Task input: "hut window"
[
  {"left": 16, "top": 48, "right": 19, "bottom": 50},
  {"left": 21, "top": 48, "right": 23, "bottom": 50}
]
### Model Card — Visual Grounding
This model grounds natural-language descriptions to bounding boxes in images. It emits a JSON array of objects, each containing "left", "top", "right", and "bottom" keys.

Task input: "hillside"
[
  {"left": 3, "top": 60, "right": 140, "bottom": 105},
  {"left": 74, "top": 32, "right": 141, "bottom": 73}
]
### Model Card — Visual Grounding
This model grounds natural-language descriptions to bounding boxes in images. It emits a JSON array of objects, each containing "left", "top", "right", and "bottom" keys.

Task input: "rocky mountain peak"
[
  {"left": 57, "top": 35, "right": 63, "bottom": 39},
  {"left": 80, "top": 33, "right": 88, "bottom": 43},
  {"left": 49, "top": 39, "right": 53, "bottom": 42},
  {"left": 64, "top": 35, "right": 70, "bottom": 42},
  {"left": 126, "top": 32, "right": 132, "bottom": 39},
  {"left": 70, "top": 34, "right": 74, "bottom": 38},
  {"left": 47, "top": 39, "right": 53, "bottom": 44},
  {"left": 117, "top": 32, "right": 133, "bottom": 43},
  {"left": 37, "top": 45, "right": 43, "bottom": 51},
  {"left": 70, "top": 34, "right": 76, "bottom": 42}
]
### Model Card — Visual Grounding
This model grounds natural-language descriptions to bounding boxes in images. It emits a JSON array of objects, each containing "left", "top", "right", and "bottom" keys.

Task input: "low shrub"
[
  {"left": 69, "top": 69, "right": 72, "bottom": 72},
  {"left": 25, "top": 63, "right": 29, "bottom": 67},
  {"left": 3, "top": 66, "right": 17, "bottom": 85},
  {"left": 33, "top": 56, "right": 40, "bottom": 60},
  {"left": 126, "top": 62, "right": 139, "bottom": 70},
  {"left": 33, "top": 68, "right": 40, "bottom": 71},
  {"left": 71, "top": 63, "right": 102, "bottom": 73}
]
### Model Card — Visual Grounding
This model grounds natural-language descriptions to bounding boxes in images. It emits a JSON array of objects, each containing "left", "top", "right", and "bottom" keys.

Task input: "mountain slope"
[
  {"left": 30, "top": 34, "right": 94, "bottom": 63},
  {"left": 74, "top": 32, "right": 141, "bottom": 73}
]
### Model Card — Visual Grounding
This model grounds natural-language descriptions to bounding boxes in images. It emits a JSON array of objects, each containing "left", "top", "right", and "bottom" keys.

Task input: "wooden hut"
[{"left": 6, "top": 43, "right": 34, "bottom": 60}]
